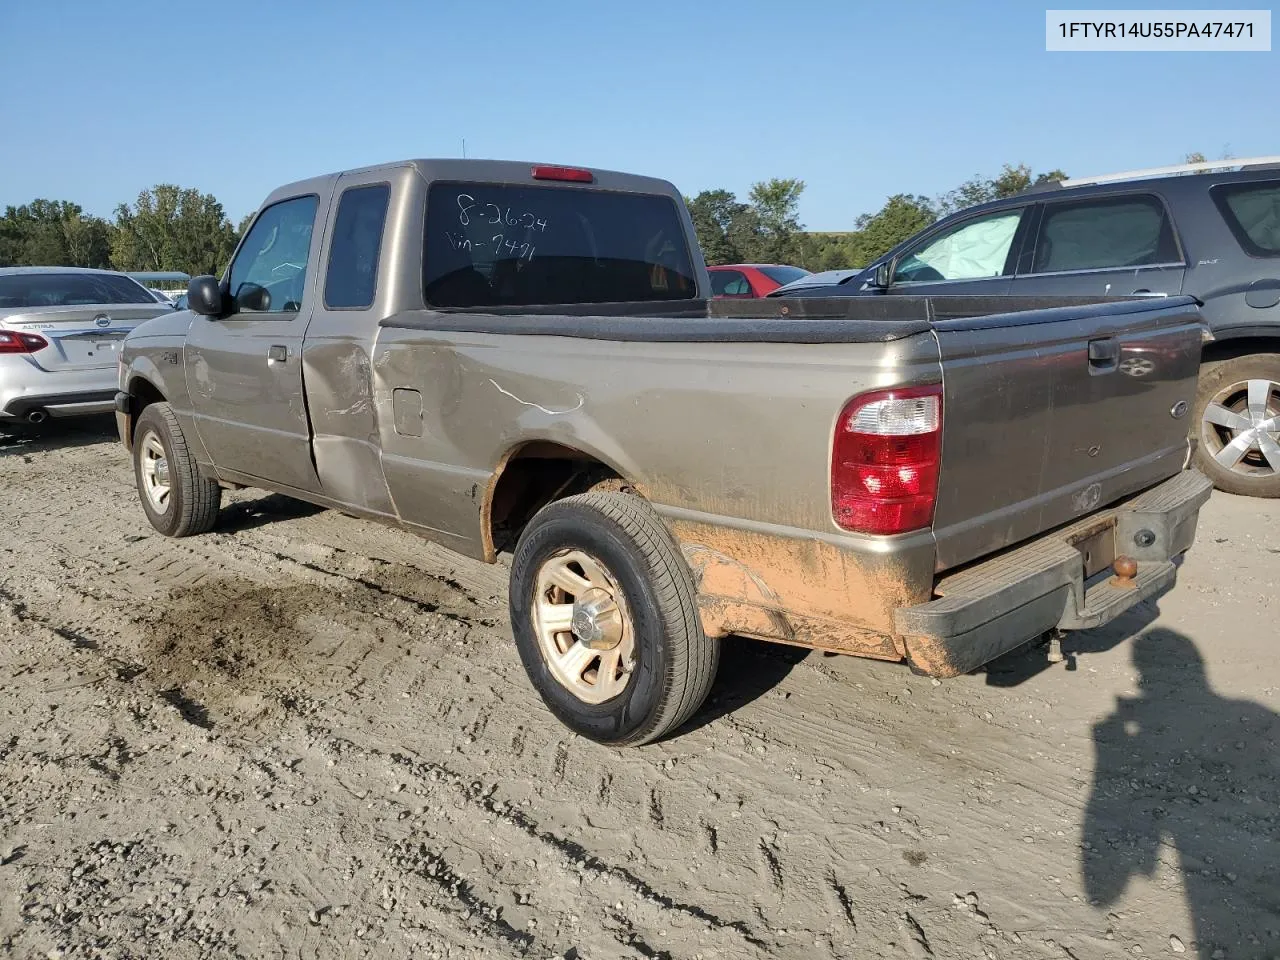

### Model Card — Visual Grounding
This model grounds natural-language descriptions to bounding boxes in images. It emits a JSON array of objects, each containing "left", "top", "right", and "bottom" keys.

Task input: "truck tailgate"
[{"left": 930, "top": 297, "right": 1204, "bottom": 570}]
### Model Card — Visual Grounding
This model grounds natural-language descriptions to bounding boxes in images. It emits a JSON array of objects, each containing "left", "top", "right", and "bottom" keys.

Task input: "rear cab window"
[
  {"left": 0, "top": 272, "right": 157, "bottom": 308},
  {"left": 1028, "top": 194, "right": 1180, "bottom": 273},
  {"left": 1211, "top": 180, "right": 1280, "bottom": 257},
  {"left": 423, "top": 182, "right": 697, "bottom": 307}
]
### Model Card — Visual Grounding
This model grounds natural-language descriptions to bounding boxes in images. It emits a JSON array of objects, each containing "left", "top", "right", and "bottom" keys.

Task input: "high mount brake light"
[
  {"left": 831, "top": 385, "right": 943, "bottom": 536},
  {"left": 530, "top": 165, "right": 595, "bottom": 183},
  {"left": 0, "top": 331, "right": 49, "bottom": 354}
]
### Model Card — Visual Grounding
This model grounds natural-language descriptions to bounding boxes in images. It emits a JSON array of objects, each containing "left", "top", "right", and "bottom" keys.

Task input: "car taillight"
[
  {"left": 0, "top": 331, "right": 49, "bottom": 354},
  {"left": 831, "top": 385, "right": 942, "bottom": 535},
  {"left": 530, "top": 164, "right": 594, "bottom": 183}
]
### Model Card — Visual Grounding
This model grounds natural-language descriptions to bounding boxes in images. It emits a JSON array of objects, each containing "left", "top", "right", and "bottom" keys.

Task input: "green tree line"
[
  {"left": 0, "top": 184, "right": 245, "bottom": 276},
  {"left": 688, "top": 163, "right": 1069, "bottom": 273},
  {"left": 2, "top": 169, "right": 1061, "bottom": 278},
  {"left": 2, "top": 153, "right": 1221, "bottom": 277}
]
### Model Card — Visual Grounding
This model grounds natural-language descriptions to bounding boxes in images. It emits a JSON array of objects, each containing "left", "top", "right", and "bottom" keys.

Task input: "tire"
[
  {"left": 133, "top": 402, "right": 222, "bottom": 536},
  {"left": 509, "top": 491, "right": 717, "bottom": 746},
  {"left": 1193, "top": 353, "right": 1280, "bottom": 498}
]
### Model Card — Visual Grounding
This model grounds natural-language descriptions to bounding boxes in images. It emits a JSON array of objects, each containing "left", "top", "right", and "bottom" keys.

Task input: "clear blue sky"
[{"left": 2, "top": 0, "right": 1276, "bottom": 230}]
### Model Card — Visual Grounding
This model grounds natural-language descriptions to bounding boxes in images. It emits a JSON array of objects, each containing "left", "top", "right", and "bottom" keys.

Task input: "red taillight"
[
  {"left": 0, "top": 331, "right": 49, "bottom": 354},
  {"left": 530, "top": 164, "right": 594, "bottom": 183},
  {"left": 831, "top": 385, "right": 942, "bottom": 535}
]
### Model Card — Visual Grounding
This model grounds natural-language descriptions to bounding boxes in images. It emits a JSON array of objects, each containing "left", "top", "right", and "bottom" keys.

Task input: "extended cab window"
[
  {"left": 229, "top": 195, "right": 319, "bottom": 314},
  {"left": 325, "top": 184, "right": 391, "bottom": 309},
  {"left": 1211, "top": 181, "right": 1280, "bottom": 257},
  {"left": 423, "top": 183, "right": 697, "bottom": 307},
  {"left": 1030, "top": 195, "right": 1178, "bottom": 273},
  {"left": 893, "top": 210, "right": 1022, "bottom": 283}
]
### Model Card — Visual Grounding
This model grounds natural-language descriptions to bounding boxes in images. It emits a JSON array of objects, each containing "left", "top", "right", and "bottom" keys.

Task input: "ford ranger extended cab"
[{"left": 115, "top": 159, "right": 1212, "bottom": 745}]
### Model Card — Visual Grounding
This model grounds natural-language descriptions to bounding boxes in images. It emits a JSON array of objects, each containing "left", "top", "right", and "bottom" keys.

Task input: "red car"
[{"left": 707, "top": 264, "right": 811, "bottom": 298}]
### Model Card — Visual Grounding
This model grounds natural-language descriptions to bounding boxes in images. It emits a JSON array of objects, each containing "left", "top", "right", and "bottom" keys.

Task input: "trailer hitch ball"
[{"left": 1110, "top": 555, "right": 1139, "bottom": 589}]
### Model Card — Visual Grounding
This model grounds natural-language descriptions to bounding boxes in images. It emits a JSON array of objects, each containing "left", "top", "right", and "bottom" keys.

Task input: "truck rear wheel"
[
  {"left": 508, "top": 491, "right": 717, "bottom": 746},
  {"left": 1194, "top": 353, "right": 1280, "bottom": 498},
  {"left": 133, "top": 402, "right": 222, "bottom": 537}
]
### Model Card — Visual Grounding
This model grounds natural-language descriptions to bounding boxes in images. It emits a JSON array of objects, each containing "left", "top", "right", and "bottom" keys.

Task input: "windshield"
[
  {"left": 0, "top": 272, "right": 157, "bottom": 308},
  {"left": 758, "top": 265, "right": 810, "bottom": 285},
  {"left": 423, "top": 182, "right": 698, "bottom": 307}
]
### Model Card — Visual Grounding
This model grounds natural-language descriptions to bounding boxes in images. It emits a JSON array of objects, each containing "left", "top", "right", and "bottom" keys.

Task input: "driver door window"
[
  {"left": 894, "top": 210, "right": 1024, "bottom": 284},
  {"left": 229, "top": 195, "right": 320, "bottom": 314}
]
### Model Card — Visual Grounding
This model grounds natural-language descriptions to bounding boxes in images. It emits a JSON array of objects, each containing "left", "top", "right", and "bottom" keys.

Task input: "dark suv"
[{"left": 784, "top": 160, "right": 1280, "bottom": 498}]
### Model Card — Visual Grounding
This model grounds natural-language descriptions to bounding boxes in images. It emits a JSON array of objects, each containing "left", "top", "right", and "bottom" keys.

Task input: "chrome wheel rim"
[
  {"left": 1202, "top": 378, "right": 1280, "bottom": 478},
  {"left": 531, "top": 549, "right": 635, "bottom": 704},
  {"left": 140, "top": 432, "right": 172, "bottom": 512}
]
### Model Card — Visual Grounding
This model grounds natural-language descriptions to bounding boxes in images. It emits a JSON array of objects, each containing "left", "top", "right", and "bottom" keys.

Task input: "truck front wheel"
[
  {"left": 133, "top": 402, "right": 222, "bottom": 537},
  {"left": 509, "top": 491, "right": 718, "bottom": 746},
  {"left": 1194, "top": 353, "right": 1280, "bottom": 497}
]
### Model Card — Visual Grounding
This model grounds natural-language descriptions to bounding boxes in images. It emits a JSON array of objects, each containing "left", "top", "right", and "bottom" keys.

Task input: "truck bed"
[
  {"left": 383, "top": 293, "right": 1151, "bottom": 342},
  {"left": 379, "top": 294, "right": 1201, "bottom": 558}
]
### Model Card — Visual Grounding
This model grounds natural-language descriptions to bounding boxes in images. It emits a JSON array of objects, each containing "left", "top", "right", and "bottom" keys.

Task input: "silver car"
[{"left": 0, "top": 267, "right": 174, "bottom": 423}]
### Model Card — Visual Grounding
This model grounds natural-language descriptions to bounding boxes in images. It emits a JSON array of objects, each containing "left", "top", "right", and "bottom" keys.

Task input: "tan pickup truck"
[{"left": 115, "top": 159, "right": 1212, "bottom": 745}]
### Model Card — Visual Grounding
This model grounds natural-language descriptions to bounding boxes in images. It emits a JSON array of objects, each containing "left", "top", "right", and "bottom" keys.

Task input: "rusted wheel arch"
[{"left": 482, "top": 441, "right": 644, "bottom": 561}]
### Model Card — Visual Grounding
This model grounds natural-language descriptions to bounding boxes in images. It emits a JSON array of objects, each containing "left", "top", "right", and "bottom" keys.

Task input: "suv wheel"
[
  {"left": 508, "top": 491, "right": 718, "bottom": 746},
  {"left": 1193, "top": 354, "right": 1280, "bottom": 497}
]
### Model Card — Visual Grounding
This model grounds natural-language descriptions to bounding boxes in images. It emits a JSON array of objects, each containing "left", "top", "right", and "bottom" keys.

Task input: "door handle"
[
  {"left": 267, "top": 345, "right": 288, "bottom": 363},
  {"left": 1088, "top": 337, "right": 1119, "bottom": 373}
]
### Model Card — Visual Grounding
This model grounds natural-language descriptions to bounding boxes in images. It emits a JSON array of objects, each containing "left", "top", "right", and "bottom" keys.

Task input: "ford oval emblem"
[
  {"left": 1171, "top": 400, "right": 1189, "bottom": 419},
  {"left": 94, "top": 314, "right": 111, "bottom": 328}
]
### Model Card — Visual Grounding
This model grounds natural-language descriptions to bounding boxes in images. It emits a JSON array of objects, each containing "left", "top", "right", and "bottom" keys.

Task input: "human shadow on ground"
[
  {"left": 1082, "top": 628, "right": 1280, "bottom": 958},
  {"left": 0, "top": 414, "right": 118, "bottom": 458}
]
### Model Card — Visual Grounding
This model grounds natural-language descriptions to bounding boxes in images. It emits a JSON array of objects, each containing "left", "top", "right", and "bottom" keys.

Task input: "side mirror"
[
  {"left": 873, "top": 260, "right": 894, "bottom": 289},
  {"left": 186, "top": 276, "right": 224, "bottom": 317},
  {"left": 234, "top": 283, "right": 272, "bottom": 313}
]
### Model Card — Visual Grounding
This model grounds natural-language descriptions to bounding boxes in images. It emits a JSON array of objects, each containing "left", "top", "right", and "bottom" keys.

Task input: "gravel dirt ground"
[{"left": 0, "top": 416, "right": 1277, "bottom": 960}]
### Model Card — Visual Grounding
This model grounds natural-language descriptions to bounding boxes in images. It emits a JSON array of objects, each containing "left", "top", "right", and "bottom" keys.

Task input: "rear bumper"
[
  {"left": 0, "top": 356, "right": 120, "bottom": 419},
  {"left": 2, "top": 389, "right": 117, "bottom": 419},
  {"left": 895, "top": 470, "right": 1213, "bottom": 678}
]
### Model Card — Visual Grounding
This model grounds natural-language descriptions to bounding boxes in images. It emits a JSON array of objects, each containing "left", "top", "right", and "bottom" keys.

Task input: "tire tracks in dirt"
[{"left": 5, "top": 423, "right": 1278, "bottom": 958}]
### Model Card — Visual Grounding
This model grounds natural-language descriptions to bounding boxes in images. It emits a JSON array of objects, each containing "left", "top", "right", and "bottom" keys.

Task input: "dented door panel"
[
  {"left": 302, "top": 335, "right": 396, "bottom": 515},
  {"left": 300, "top": 166, "right": 421, "bottom": 516}
]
